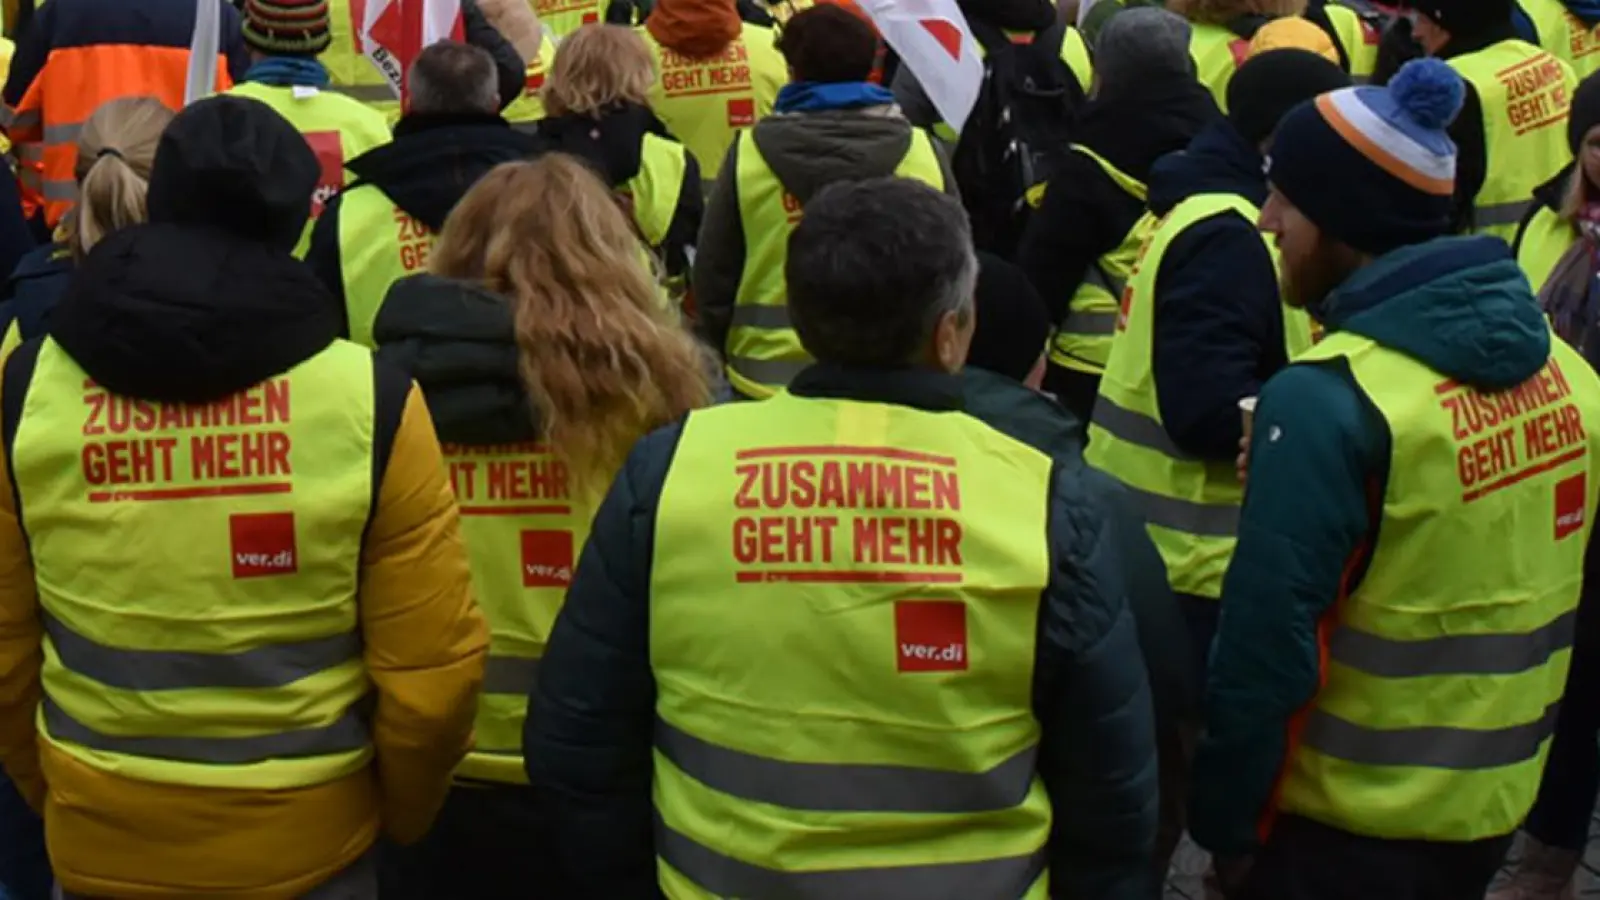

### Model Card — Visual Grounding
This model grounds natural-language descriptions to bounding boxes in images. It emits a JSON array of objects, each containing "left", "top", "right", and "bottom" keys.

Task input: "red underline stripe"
[
  {"left": 88, "top": 482, "right": 291, "bottom": 503},
  {"left": 735, "top": 570, "right": 963, "bottom": 584},
  {"left": 1463, "top": 447, "right": 1587, "bottom": 503},
  {"left": 459, "top": 505, "right": 572, "bottom": 516},
  {"left": 736, "top": 446, "right": 957, "bottom": 467}
]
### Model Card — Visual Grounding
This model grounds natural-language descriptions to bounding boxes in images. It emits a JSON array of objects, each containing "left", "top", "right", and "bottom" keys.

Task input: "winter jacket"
[
  {"left": 694, "top": 93, "right": 957, "bottom": 355},
  {"left": 373, "top": 274, "right": 537, "bottom": 446},
  {"left": 461, "top": 0, "right": 533, "bottom": 112},
  {"left": 1017, "top": 74, "right": 1221, "bottom": 328},
  {"left": 1188, "top": 236, "right": 1589, "bottom": 857},
  {"left": 537, "top": 104, "right": 703, "bottom": 278},
  {"left": 1141, "top": 119, "right": 1296, "bottom": 467},
  {"left": 305, "top": 112, "right": 544, "bottom": 334},
  {"left": 523, "top": 362, "right": 1159, "bottom": 899},
  {"left": 0, "top": 241, "right": 68, "bottom": 347}
]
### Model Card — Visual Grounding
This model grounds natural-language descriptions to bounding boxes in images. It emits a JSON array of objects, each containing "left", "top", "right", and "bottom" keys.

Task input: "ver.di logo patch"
[
  {"left": 895, "top": 600, "right": 967, "bottom": 673},
  {"left": 1556, "top": 473, "right": 1587, "bottom": 541},
  {"left": 521, "top": 529, "right": 574, "bottom": 587},
  {"left": 230, "top": 512, "right": 298, "bottom": 579}
]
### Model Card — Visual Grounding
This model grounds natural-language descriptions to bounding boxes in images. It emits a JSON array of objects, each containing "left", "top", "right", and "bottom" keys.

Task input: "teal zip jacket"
[{"left": 1189, "top": 235, "right": 1555, "bottom": 856}]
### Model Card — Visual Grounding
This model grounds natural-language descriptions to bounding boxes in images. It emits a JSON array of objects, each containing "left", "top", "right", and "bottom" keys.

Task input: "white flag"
[
  {"left": 859, "top": 0, "right": 982, "bottom": 134},
  {"left": 361, "top": 0, "right": 465, "bottom": 101},
  {"left": 183, "top": 0, "right": 222, "bottom": 105}
]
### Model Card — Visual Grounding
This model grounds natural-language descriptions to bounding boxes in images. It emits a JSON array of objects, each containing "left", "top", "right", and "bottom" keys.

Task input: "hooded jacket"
[
  {"left": 523, "top": 362, "right": 1158, "bottom": 899},
  {"left": 694, "top": 87, "right": 957, "bottom": 355},
  {"left": 0, "top": 97, "right": 487, "bottom": 897},
  {"left": 305, "top": 112, "right": 543, "bottom": 334},
  {"left": 1136, "top": 120, "right": 1297, "bottom": 470},
  {"left": 1187, "top": 236, "right": 1594, "bottom": 857}
]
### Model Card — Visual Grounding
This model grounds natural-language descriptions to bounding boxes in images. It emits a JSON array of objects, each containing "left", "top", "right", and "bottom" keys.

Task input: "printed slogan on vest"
[
  {"left": 442, "top": 443, "right": 576, "bottom": 587},
  {"left": 1499, "top": 54, "right": 1571, "bottom": 136},
  {"left": 79, "top": 378, "right": 292, "bottom": 503},
  {"left": 394, "top": 207, "right": 434, "bottom": 273},
  {"left": 1438, "top": 357, "right": 1589, "bottom": 538},
  {"left": 659, "top": 42, "right": 757, "bottom": 127},
  {"left": 730, "top": 446, "right": 965, "bottom": 583}
]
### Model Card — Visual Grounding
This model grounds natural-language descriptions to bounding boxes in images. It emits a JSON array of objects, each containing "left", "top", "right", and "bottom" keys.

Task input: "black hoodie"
[{"left": 304, "top": 112, "right": 544, "bottom": 327}]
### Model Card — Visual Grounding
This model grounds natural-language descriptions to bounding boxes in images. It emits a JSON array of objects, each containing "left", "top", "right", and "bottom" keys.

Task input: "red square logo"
[
  {"left": 1556, "top": 473, "right": 1588, "bottom": 540},
  {"left": 304, "top": 130, "right": 345, "bottom": 219},
  {"left": 727, "top": 98, "right": 755, "bottom": 127},
  {"left": 895, "top": 601, "right": 967, "bottom": 673},
  {"left": 525, "top": 71, "right": 546, "bottom": 95},
  {"left": 521, "top": 530, "right": 575, "bottom": 587},
  {"left": 1228, "top": 38, "right": 1251, "bottom": 66},
  {"left": 582, "top": 11, "right": 599, "bottom": 23},
  {"left": 230, "top": 512, "right": 298, "bottom": 579}
]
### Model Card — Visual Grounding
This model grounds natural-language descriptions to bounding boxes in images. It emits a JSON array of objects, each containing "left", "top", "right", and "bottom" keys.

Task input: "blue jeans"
[{"left": 0, "top": 767, "right": 49, "bottom": 900}]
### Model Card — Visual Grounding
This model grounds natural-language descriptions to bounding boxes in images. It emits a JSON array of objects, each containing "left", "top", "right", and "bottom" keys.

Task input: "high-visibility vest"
[
  {"left": 1043, "top": 145, "right": 1156, "bottom": 377},
  {"left": 1084, "top": 192, "right": 1317, "bottom": 600},
  {"left": 1277, "top": 329, "right": 1600, "bottom": 840},
  {"left": 501, "top": 31, "right": 559, "bottom": 130},
  {"left": 11, "top": 338, "right": 376, "bottom": 791},
  {"left": 638, "top": 22, "right": 787, "bottom": 181},
  {"left": 651, "top": 391, "right": 1054, "bottom": 898},
  {"left": 1190, "top": 21, "right": 1254, "bottom": 112},
  {"left": 1514, "top": 202, "right": 1576, "bottom": 293},
  {"left": 1449, "top": 41, "right": 1576, "bottom": 243},
  {"left": 1521, "top": 0, "right": 1600, "bottom": 79},
  {"left": 338, "top": 186, "right": 436, "bottom": 348},
  {"left": 536, "top": 0, "right": 606, "bottom": 40},
  {"left": 1324, "top": 4, "right": 1380, "bottom": 82},
  {"left": 445, "top": 441, "right": 593, "bottom": 784},
  {"left": 724, "top": 129, "right": 946, "bottom": 399},
  {"left": 324, "top": 0, "right": 405, "bottom": 113},
  {"left": 225, "top": 81, "right": 393, "bottom": 258},
  {"left": 619, "top": 132, "right": 690, "bottom": 249}
]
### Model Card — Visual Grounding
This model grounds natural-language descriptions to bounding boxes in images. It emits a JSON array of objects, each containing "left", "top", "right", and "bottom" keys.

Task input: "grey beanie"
[{"left": 1094, "top": 6, "right": 1195, "bottom": 89}]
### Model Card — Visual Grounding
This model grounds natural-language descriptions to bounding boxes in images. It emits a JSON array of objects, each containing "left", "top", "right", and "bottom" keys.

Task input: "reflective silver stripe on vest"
[
  {"left": 728, "top": 356, "right": 808, "bottom": 390},
  {"left": 41, "top": 179, "right": 76, "bottom": 202},
  {"left": 1091, "top": 395, "right": 1193, "bottom": 460},
  {"left": 4, "top": 108, "right": 38, "bottom": 131},
  {"left": 1476, "top": 200, "right": 1533, "bottom": 227},
  {"left": 1115, "top": 481, "right": 1240, "bottom": 537},
  {"left": 658, "top": 815, "right": 1047, "bottom": 900},
  {"left": 657, "top": 717, "right": 1037, "bottom": 813},
  {"left": 1059, "top": 310, "right": 1116, "bottom": 336},
  {"left": 1329, "top": 610, "right": 1576, "bottom": 679},
  {"left": 1301, "top": 700, "right": 1561, "bottom": 770},
  {"left": 483, "top": 654, "right": 540, "bottom": 695},
  {"left": 41, "top": 122, "right": 81, "bottom": 145},
  {"left": 43, "top": 696, "right": 370, "bottom": 764},
  {"left": 730, "top": 304, "right": 793, "bottom": 329},
  {"left": 44, "top": 614, "right": 360, "bottom": 691},
  {"left": 1083, "top": 264, "right": 1125, "bottom": 299},
  {"left": 326, "top": 84, "right": 399, "bottom": 103}
]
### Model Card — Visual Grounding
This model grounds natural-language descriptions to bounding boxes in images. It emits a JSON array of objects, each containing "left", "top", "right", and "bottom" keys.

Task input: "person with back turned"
[
  {"left": 0, "top": 95, "right": 488, "bottom": 899},
  {"left": 524, "top": 177, "right": 1157, "bottom": 899}
]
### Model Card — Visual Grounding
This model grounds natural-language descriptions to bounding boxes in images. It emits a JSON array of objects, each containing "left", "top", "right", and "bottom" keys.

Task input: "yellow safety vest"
[
  {"left": 338, "top": 186, "right": 436, "bottom": 348},
  {"left": 1324, "top": 5, "right": 1380, "bottom": 83},
  {"left": 1044, "top": 145, "right": 1156, "bottom": 376},
  {"left": 1522, "top": 0, "right": 1600, "bottom": 79},
  {"left": 724, "top": 129, "right": 946, "bottom": 399},
  {"left": 638, "top": 22, "right": 787, "bottom": 181},
  {"left": 1449, "top": 41, "right": 1576, "bottom": 243},
  {"left": 761, "top": 0, "right": 815, "bottom": 25},
  {"left": 12, "top": 338, "right": 376, "bottom": 790},
  {"left": 1190, "top": 21, "right": 1253, "bottom": 112},
  {"left": 324, "top": 0, "right": 405, "bottom": 113},
  {"left": 225, "top": 81, "right": 393, "bottom": 258},
  {"left": 445, "top": 442, "right": 594, "bottom": 783},
  {"left": 651, "top": 392, "right": 1054, "bottom": 898},
  {"left": 536, "top": 0, "right": 606, "bottom": 40},
  {"left": 1084, "top": 193, "right": 1317, "bottom": 600},
  {"left": 619, "top": 132, "right": 689, "bottom": 249},
  {"left": 501, "top": 32, "right": 560, "bottom": 130},
  {"left": 1278, "top": 330, "right": 1600, "bottom": 840},
  {"left": 1515, "top": 202, "right": 1576, "bottom": 293}
]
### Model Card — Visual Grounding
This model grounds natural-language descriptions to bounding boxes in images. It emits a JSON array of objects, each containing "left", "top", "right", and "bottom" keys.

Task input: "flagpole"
[{"left": 183, "top": 0, "right": 221, "bottom": 105}]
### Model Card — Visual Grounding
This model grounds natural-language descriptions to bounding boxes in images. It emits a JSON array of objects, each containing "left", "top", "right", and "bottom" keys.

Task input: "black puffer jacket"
[
  {"left": 524, "top": 363, "right": 1159, "bottom": 899},
  {"left": 373, "top": 274, "right": 537, "bottom": 445}
]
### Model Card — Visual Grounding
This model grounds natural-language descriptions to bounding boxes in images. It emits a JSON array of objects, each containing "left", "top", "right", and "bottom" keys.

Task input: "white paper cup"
[{"left": 1239, "top": 396, "right": 1258, "bottom": 441}]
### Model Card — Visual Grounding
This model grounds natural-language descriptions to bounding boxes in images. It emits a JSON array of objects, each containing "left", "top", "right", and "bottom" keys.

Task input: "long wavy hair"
[
  {"left": 430, "top": 155, "right": 712, "bottom": 495},
  {"left": 543, "top": 25, "right": 656, "bottom": 118},
  {"left": 1169, "top": 0, "right": 1305, "bottom": 25}
]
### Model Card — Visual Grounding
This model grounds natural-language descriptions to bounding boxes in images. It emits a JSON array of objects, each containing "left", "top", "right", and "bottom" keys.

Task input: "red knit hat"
[{"left": 242, "top": 0, "right": 333, "bottom": 56}]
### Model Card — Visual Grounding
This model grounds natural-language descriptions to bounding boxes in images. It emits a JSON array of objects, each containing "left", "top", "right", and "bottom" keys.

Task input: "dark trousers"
[
  {"left": 1524, "top": 605, "right": 1600, "bottom": 851},
  {"left": 1239, "top": 815, "right": 1513, "bottom": 900},
  {"left": 380, "top": 783, "right": 569, "bottom": 900}
]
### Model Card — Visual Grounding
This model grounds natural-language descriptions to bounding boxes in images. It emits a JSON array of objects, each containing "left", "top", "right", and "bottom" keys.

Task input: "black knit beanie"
[
  {"left": 1409, "top": 0, "right": 1515, "bottom": 43},
  {"left": 967, "top": 253, "right": 1051, "bottom": 383},
  {"left": 1227, "top": 49, "right": 1352, "bottom": 147},
  {"left": 1571, "top": 71, "right": 1600, "bottom": 155}
]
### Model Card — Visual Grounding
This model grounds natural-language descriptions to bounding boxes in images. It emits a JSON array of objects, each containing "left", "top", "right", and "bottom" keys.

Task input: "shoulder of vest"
[{"left": 2, "top": 335, "right": 43, "bottom": 464}]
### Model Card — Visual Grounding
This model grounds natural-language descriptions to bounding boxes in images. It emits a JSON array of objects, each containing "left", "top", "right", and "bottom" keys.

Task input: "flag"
[
  {"left": 183, "top": 0, "right": 222, "bottom": 105},
  {"left": 858, "top": 0, "right": 981, "bottom": 134},
  {"left": 360, "top": 0, "right": 466, "bottom": 102}
]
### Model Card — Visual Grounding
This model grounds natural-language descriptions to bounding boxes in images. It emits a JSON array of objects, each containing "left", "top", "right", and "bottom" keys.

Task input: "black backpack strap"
[{"left": 3, "top": 337, "right": 43, "bottom": 544}]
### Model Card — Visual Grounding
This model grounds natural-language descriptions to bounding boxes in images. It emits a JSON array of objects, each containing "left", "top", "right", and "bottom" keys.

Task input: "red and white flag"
[
  {"left": 858, "top": 0, "right": 981, "bottom": 133},
  {"left": 359, "top": 0, "right": 466, "bottom": 103}
]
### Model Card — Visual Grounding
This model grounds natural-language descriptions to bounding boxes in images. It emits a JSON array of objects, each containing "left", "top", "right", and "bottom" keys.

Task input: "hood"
[
  {"left": 1146, "top": 119, "right": 1266, "bottom": 217},
  {"left": 372, "top": 274, "right": 538, "bottom": 445},
  {"left": 960, "top": 366, "right": 1083, "bottom": 458},
  {"left": 50, "top": 224, "right": 341, "bottom": 403},
  {"left": 536, "top": 104, "right": 666, "bottom": 185},
  {"left": 645, "top": 0, "right": 742, "bottom": 58},
  {"left": 1072, "top": 76, "right": 1222, "bottom": 183},
  {"left": 347, "top": 114, "right": 544, "bottom": 231},
  {"left": 1318, "top": 236, "right": 1550, "bottom": 391},
  {"left": 751, "top": 110, "right": 914, "bottom": 204}
]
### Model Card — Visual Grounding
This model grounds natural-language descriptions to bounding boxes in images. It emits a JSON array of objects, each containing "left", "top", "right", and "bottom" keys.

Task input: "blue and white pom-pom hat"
[{"left": 1266, "top": 57, "right": 1468, "bottom": 254}]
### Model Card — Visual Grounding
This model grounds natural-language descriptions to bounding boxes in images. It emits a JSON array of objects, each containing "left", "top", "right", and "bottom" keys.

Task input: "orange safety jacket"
[{"left": 1, "top": 0, "right": 244, "bottom": 225}]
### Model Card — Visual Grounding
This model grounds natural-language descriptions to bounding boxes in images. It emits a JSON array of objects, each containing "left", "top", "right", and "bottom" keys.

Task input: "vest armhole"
[
  {"left": 366, "top": 357, "right": 414, "bottom": 533},
  {"left": 2, "top": 338, "right": 42, "bottom": 548}
]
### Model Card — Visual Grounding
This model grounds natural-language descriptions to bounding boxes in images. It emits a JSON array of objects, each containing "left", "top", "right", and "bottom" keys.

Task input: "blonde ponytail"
[{"left": 68, "top": 97, "right": 174, "bottom": 260}]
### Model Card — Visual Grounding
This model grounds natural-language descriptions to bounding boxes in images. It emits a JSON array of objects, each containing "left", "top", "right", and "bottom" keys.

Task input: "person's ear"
[{"left": 933, "top": 306, "right": 975, "bottom": 374}]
